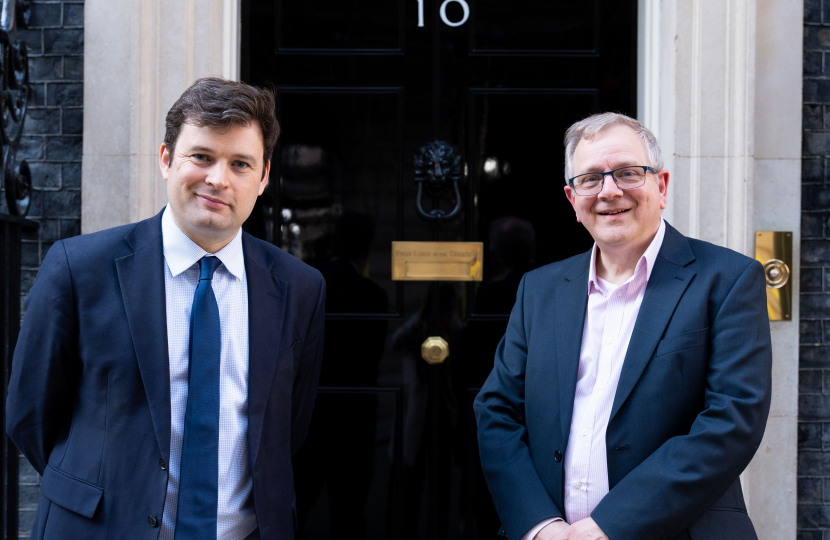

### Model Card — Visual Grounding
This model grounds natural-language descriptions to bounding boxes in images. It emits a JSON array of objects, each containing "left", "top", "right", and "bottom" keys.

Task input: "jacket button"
[
  {"left": 148, "top": 516, "right": 158, "bottom": 527},
  {"left": 159, "top": 458, "right": 166, "bottom": 470},
  {"left": 554, "top": 450, "right": 562, "bottom": 462}
]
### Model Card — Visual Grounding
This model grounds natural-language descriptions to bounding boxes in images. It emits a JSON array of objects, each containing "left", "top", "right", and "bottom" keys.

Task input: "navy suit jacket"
[
  {"left": 474, "top": 223, "right": 772, "bottom": 540},
  {"left": 6, "top": 210, "right": 326, "bottom": 540}
]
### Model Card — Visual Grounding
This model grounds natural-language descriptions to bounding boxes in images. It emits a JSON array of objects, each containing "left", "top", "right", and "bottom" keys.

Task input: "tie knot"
[{"left": 199, "top": 256, "right": 222, "bottom": 281}]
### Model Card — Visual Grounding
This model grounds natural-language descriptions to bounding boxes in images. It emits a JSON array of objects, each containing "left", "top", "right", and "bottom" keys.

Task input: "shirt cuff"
[{"left": 520, "top": 517, "right": 564, "bottom": 540}]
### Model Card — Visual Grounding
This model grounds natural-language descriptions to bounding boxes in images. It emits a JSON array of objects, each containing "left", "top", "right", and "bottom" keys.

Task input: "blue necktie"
[{"left": 175, "top": 256, "right": 222, "bottom": 540}]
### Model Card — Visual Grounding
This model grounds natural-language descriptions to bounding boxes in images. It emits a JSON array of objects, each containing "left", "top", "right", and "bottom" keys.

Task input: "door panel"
[{"left": 242, "top": 0, "right": 637, "bottom": 537}]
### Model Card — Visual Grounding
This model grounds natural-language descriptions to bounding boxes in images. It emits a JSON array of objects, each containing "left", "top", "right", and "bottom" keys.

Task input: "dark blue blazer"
[
  {"left": 6, "top": 210, "right": 326, "bottom": 540},
  {"left": 474, "top": 223, "right": 772, "bottom": 540}
]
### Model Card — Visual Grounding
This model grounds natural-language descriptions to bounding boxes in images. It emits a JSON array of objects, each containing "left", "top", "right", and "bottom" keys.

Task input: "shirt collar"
[
  {"left": 588, "top": 218, "right": 666, "bottom": 291},
  {"left": 161, "top": 205, "right": 245, "bottom": 280}
]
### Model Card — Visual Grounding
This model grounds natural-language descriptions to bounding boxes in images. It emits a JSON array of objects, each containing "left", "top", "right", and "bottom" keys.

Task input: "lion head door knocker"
[
  {"left": 413, "top": 141, "right": 463, "bottom": 227},
  {"left": 1, "top": 0, "right": 33, "bottom": 216}
]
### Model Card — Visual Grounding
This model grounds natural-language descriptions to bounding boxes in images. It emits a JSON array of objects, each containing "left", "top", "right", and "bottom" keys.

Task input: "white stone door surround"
[
  {"left": 638, "top": 1, "right": 801, "bottom": 539},
  {"left": 82, "top": 0, "right": 801, "bottom": 538}
]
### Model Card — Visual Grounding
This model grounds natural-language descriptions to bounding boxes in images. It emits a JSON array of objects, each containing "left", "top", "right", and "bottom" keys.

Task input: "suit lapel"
[
  {"left": 555, "top": 253, "right": 590, "bottom": 441},
  {"left": 609, "top": 224, "right": 696, "bottom": 422},
  {"left": 115, "top": 212, "right": 171, "bottom": 461},
  {"left": 243, "top": 234, "right": 287, "bottom": 468}
]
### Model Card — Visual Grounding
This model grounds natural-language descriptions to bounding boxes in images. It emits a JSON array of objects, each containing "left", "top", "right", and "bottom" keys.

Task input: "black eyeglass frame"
[{"left": 567, "top": 165, "right": 659, "bottom": 196}]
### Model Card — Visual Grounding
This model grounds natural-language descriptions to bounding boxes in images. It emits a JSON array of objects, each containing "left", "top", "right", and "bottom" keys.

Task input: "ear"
[
  {"left": 258, "top": 160, "right": 271, "bottom": 196},
  {"left": 564, "top": 184, "right": 580, "bottom": 223},
  {"left": 657, "top": 169, "right": 670, "bottom": 210},
  {"left": 159, "top": 143, "right": 171, "bottom": 181}
]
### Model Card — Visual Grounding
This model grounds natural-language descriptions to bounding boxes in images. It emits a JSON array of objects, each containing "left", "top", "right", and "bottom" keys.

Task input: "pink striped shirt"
[{"left": 523, "top": 219, "right": 666, "bottom": 539}]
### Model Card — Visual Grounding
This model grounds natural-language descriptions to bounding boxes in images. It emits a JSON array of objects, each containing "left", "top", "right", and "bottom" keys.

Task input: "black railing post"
[{"left": 0, "top": 214, "right": 37, "bottom": 540}]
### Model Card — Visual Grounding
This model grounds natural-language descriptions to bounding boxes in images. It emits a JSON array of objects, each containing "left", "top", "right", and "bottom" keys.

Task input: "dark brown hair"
[{"left": 164, "top": 77, "right": 279, "bottom": 174}]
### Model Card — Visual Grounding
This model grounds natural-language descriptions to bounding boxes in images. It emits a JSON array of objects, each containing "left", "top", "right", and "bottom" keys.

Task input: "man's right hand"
[{"left": 536, "top": 520, "right": 570, "bottom": 539}]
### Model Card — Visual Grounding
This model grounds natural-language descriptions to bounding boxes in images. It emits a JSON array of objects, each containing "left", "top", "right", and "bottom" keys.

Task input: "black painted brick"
[
  {"left": 47, "top": 82, "right": 82, "bottom": 107},
  {"left": 18, "top": 29, "right": 42, "bottom": 55},
  {"left": 64, "top": 56, "right": 81, "bottom": 79},
  {"left": 20, "top": 269, "right": 36, "bottom": 295},
  {"left": 800, "top": 504, "right": 830, "bottom": 529},
  {"left": 803, "top": 268, "right": 823, "bottom": 291},
  {"left": 805, "top": 26, "right": 830, "bottom": 51},
  {"left": 802, "top": 449, "right": 823, "bottom": 477},
  {"left": 18, "top": 136, "right": 44, "bottom": 161},
  {"left": 802, "top": 241, "right": 830, "bottom": 266},
  {"left": 804, "top": 396, "right": 830, "bottom": 421},
  {"left": 20, "top": 241, "right": 39, "bottom": 267},
  {"left": 35, "top": 218, "right": 59, "bottom": 242},
  {"left": 804, "top": 157, "right": 823, "bottom": 183},
  {"left": 31, "top": 82, "right": 46, "bottom": 107},
  {"left": 807, "top": 52, "right": 825, "bottom": 77},
  {"left": 808, "top": 0, "right": 821, "bottom": 24},
  {"left": 802, "top": 478, "right": 823, "bottom": 503},
  {"left": 804, "top": 369, "right": 824, "bottom": 393},
  {"left": 805, "top": 320, "right": 823, "bottom": 344},
  {"left": 30, "top": 3, "right": 61, "bottom": 27},
  {"left": 29, "top": 56, "right": 62, "bottom": 81},
  {"left": 44, "top": 28, "right": 83, "bottom": 55},
  {"left": 62, "top": 108, "right": 82, "bottom": 134},
  {"left": 24, "top": 107, "right": 61, "bottom": 135},
  {"left": 42, "top": 190, "right": 80, "bottom": 217},
  {"left": 45, "top": 135, "right": 81, "bottom": 161},
  {"left": 807, "top": 105, "right": 824, "bottom": 130},
  {"left": 804, "top": 130, "right": 830, "bottom": 156},
  {"left": 59, "top": 218, "right": 79, "bottom": 239},
  {"left": 29, "top": 162, "right": 61, "bottom": 189},
  {"left": 802, "top": 422, "right": 823, "bottom": 449},
  {"left": 803, "top": 214, "right": 825, "bottom": 238},
  {"left": 61, "top": 162, "right": 80, "bottom": 188},
  {"left": 63, "top": 3, "right": 83, "bottom": 27},
  {"left": 804, "top": 186, "right": 830, "bottom": 211}
]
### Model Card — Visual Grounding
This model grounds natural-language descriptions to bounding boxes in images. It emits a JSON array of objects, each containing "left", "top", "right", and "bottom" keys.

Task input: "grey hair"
[{"left": 563, "top": 112, "right": 663, "bottom": 181}]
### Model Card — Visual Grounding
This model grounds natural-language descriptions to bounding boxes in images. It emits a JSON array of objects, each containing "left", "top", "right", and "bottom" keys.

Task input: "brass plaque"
[
  {"left": 392, "top": 241, "right": 483, "bottom": 281},
  {"left": 754, "top": 231, "right": 793, "bottom": 321}
]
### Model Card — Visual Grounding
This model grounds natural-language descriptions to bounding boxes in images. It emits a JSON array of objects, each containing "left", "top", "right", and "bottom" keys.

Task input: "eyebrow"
[
  {"left": 185, "top": 145, "right": 259, "bottom": 165},
  {"left": 577, "top": 158, "right": 640, "bottom": 174}
]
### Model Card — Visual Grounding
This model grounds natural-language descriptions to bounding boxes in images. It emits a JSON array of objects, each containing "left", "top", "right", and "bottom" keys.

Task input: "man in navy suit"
[
  {"left": 474, "top": 113, "right": 771, "bottom": 540},
  {"left": 6, "top": 77, "right": 325, "bottom": 539}
]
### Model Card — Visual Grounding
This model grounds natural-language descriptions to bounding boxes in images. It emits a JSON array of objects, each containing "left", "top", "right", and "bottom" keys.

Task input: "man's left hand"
[{"left": 549, "top": 517, "right": 609, "bottom": 540}]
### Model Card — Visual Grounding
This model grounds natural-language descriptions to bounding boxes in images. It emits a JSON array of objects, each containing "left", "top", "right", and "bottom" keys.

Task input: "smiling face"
[
  {"left": 160, "top": 121, "right": 270, "bottom": 252},
  {"left": 564, "top": 124, "right": 669, "bottom": 254}
]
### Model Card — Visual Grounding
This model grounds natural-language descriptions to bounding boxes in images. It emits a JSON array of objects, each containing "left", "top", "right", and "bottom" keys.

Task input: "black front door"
[{"left": 242, "top": 1, "right": 636, "bottom": 538}]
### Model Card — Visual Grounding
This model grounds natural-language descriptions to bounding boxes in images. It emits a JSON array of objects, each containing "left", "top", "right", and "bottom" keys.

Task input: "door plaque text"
[{"left": 392, "top": 241, "right": 483, "bottom": 281}]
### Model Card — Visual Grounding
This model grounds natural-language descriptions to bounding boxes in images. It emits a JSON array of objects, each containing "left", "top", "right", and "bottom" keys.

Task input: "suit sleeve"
[
  {"left": 591, "top": 260, "right": 772, "bottom": 540},
  {"left": 6, "top": 241, "right": 79, "bottom": 475},
  {"left": 474, "top": 276, "right": 564, "bottom": 540},
  {"left": 290, "top": 274, "right": 326, "bottom": 454}
]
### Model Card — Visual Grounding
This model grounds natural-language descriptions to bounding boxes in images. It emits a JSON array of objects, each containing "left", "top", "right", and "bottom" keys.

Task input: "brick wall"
[
  {"left": 801, "top": 0, "right": 830, "bottom": 538},
  {"left": 0, "top": 1, "right": 83, "bottom": 537}
]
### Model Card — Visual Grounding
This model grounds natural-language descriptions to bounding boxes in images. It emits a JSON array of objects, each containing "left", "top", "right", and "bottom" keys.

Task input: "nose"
[
  {"left": 597, "top": 172, "right": 623, "bottom": 199},
  {"left": 204, "top": 161, "right": 231, "bottom": 189}
]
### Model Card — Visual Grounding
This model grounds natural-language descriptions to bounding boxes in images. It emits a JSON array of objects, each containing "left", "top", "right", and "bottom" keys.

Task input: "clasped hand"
[{"left": 537, "top": 517, "right": 609, "bottom": 540}]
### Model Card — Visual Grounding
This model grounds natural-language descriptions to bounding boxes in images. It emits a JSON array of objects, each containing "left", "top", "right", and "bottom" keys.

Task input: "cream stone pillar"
[
  {"left": 639, "top": 0, "right": 801, "bottom": 538},
  {"left": 82, "top": 0, "right": 241, "bottom": 233}
]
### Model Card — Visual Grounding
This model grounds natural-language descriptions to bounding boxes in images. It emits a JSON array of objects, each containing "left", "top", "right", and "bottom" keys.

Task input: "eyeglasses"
[{"left": 568, "top": 165, "right": 658, "bottom": 196}]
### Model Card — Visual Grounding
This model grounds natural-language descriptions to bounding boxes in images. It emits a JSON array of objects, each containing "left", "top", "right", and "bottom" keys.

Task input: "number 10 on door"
[{"left": 417, "top": 0, "right": 470, "bottom": 28}]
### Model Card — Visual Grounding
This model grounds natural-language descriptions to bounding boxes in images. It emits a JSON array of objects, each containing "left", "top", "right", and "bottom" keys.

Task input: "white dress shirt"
[
  {"left": 523, "top": 219, "right": 666, "bottom": 540},
  {"left": 159, "top": 206, "right": 257, "bottom": 540}
]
